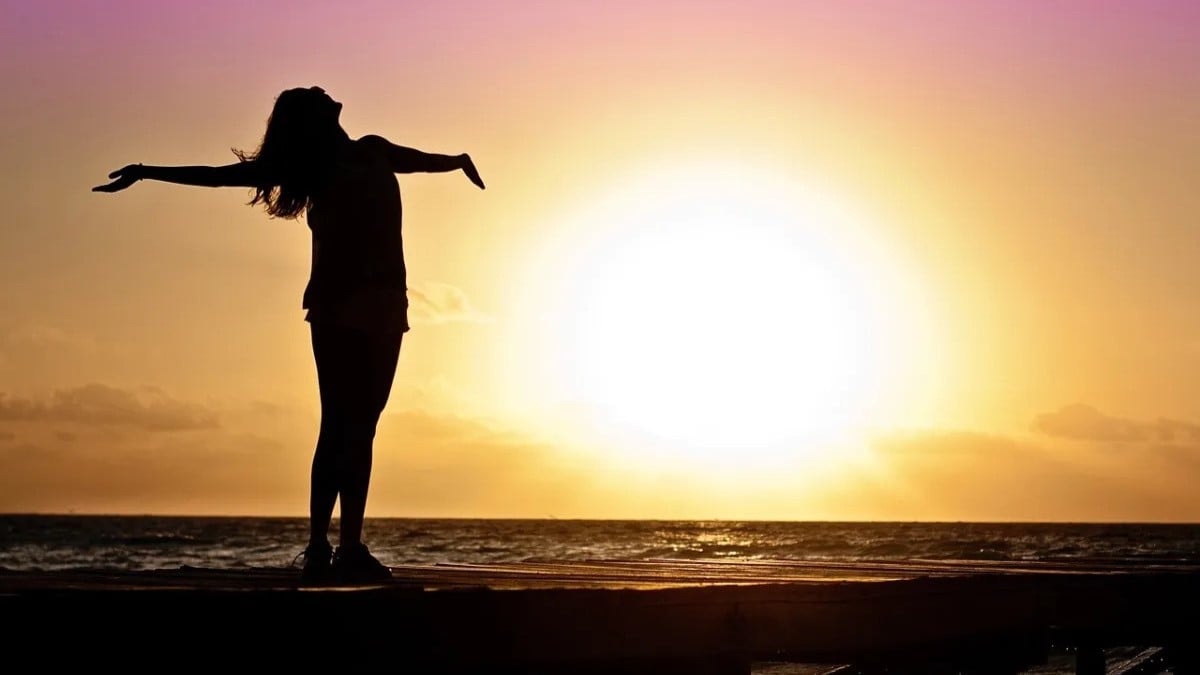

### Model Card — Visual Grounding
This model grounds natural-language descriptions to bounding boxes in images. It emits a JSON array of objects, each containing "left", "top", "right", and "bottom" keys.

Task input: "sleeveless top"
[{"left": 301, "top": 138, "right": 409, "bottom": 335}]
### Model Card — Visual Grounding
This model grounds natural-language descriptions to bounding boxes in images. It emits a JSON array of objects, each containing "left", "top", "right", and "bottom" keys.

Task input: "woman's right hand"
[
  {"left": 460, "top": 155, "right": 485, "bottom": 190},
  {"left": 92, "top": 164, "right": 144, "bottom": 193}
]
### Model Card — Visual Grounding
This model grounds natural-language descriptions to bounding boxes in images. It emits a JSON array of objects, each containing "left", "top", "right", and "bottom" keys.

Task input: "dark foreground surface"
[{"left": 2, "top": 559, "right": 1198, "bottom": 674}]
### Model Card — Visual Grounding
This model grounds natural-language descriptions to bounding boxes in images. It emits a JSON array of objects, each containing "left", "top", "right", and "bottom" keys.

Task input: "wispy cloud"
[
  {"left": 1033, "top": 404, "right": 1200, "bottom": 444},
  {"left": 872, "top": 430, "right": 1027, "bottom": 456},
  {"left": 0, "top": 322, "right": 105, "bottom": 357},
  {"left": 861, "top": 426, "right": 1197, "bottom": 521},
  {"left": 0, "top": 387, "right": 596, "bottom": 516},
  {"left": 407, "top": 281, "right": 490, "bottom": 325},
  {"left": 0, "top": 383, "right": 218, "bottom": 431}
]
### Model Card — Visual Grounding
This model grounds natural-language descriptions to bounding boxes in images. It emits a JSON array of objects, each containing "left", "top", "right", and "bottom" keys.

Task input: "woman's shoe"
[
  {"left": 332, "top": 542, "right": 392, "bottom": 584},
  {"left": 295, "top": 540, "right": 334, "bottom": 586}
]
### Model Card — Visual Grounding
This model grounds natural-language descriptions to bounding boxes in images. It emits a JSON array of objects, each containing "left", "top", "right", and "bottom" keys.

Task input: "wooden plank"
[
  {"left": 1, "top": 560, "right": 1197, "bottom": 673},
  {"left": 1077, "top": 648, "right": 1106, "bottom": 675},
  {"left": 1107, "top": 647, "right": 1167, "bottom": 675}
]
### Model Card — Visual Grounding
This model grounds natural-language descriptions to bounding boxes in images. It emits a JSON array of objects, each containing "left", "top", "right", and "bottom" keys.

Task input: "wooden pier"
[{"left": 2, "top": 558, "right": 1197, "bottom": 673}]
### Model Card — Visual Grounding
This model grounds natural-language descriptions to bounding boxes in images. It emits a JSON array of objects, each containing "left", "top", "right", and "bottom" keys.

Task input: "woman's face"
[
  {"left": 300, "top": 85, "right": 343, "bottom": 124},
  {"left": 307, "top": 86, "right": 342, "bottom": 121}
]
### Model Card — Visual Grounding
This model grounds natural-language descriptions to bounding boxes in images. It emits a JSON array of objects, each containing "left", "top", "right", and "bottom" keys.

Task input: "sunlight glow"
[{"left": 528, "top": 161, "right": 928, "bottom": 470}]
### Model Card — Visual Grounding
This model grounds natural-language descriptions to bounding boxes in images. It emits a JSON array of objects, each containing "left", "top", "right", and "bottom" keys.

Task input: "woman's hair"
[{"left": 234, "top": 88, "right": 341, "bottom": 219}]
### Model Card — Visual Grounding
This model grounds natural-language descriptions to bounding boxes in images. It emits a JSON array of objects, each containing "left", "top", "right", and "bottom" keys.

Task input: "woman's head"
[
  {"left": 272, "top": 86, "right": 343, "bottom": 130},
  {"left": 236, "top": 86, "right": 345, "bottom": 219}
]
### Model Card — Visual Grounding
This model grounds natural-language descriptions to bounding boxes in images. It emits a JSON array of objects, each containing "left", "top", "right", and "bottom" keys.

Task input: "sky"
[{"left": 1, "top": 0, "right": 1198, "bottom": 520}]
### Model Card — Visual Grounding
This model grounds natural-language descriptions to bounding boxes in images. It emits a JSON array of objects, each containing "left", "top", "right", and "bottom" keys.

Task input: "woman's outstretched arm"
[
  {"left": 363, "top": 135, "right": 485, "bottom": 189},
  {"left": 92, "top": 161, "right": 268, "bottom": 193}
]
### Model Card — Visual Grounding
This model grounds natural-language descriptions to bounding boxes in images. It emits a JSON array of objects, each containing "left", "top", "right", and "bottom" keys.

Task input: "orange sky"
[{"left": 1, "top": 1, "right": 1198, "bottom": 520}]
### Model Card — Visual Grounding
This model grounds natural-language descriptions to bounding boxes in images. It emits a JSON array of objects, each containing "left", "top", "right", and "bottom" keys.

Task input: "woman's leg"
[
  {"left": 334, "top": 328, "right": 403, "bottom": 548},
  {"left": 309, "top": 321, "right": 402, "bottom": 549},
  {"left": 309, "top": 322, "right": 351, "bottom": 548}
]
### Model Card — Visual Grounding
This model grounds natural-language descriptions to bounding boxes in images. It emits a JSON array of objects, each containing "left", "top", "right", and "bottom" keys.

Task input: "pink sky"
[{"left": 1, "top": 1, "right": 1198, "bottom": 518}]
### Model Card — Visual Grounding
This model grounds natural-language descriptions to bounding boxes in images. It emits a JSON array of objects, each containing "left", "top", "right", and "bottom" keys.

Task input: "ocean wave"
[
  {"left": 3, "top": 516, "right": 1200, "bottom": 571},
  {"left": 100, "top": 534, "right": 206, "bottom": 547}
]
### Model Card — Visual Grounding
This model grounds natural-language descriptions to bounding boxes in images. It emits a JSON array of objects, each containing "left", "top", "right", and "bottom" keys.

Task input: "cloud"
[
  {"left": 0, "top": 322, "right": 144, "bottom": 392},
  {"left": 4, "top": 323, "right": 80, "bottom": 348},
  {"left": 872, "top": 430, "right": 1026, "bottom": 456},
  {"left": 0, "top": 383, "right": 218, "bottom": 431},
  {"left": 407, "top": 281, "right": 490, "bottom": 325},
  {"left": 0, "top": 323, "right": 61, "bottom": 367},
  {"left": 1033, "top": 404, "right": 1200, "bottom": 444},
  {"left": 857, "top": 427, "right": 1200, "bottom": 521},
  {"left": 0, "top": 390, "right": 601, "bottom": 517},
  {"left": 367, "top": 409, "right": 596, "bottom": 515},
  {"left": 0, "top": 322, "right": 105, "bottom": 360}
]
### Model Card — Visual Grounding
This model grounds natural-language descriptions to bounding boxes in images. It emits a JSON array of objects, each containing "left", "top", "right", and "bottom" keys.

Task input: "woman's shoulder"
[
  {"left": 354, "top": 134, "right": 393, "bottom": 151},
  {"left": 347, "top": 135, "right": 398, "bottom": 166}
]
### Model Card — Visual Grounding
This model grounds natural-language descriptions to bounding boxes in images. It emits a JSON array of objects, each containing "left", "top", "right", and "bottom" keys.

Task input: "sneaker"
[
  {"left": 295, "top": 540, "right": 334, "bottom": 586},
  {"left": 332, "top": 542, "right": 392, "bottom": 584}
]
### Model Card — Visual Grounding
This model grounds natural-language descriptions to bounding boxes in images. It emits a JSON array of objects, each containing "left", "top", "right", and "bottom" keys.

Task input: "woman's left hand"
[{"left": 92, "top": 164, "right": 144, "bottom": 193}]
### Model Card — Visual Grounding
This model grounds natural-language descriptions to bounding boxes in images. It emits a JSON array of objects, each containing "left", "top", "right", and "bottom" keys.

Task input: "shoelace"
[
  {"left": 292, "top": 543, "right": 332, "bottom": 568},
  {"left": 334, "top": 543, "right": 390, "bottom": 570}
]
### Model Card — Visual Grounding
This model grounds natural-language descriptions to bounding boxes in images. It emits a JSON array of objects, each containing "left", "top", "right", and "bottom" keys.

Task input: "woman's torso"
[{"left": 302, "top": 138, "right": 408, "bottom": 334}]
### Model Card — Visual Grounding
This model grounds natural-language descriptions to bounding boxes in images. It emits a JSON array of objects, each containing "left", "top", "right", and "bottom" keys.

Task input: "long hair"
[{"left": 234, "top": 88, "right": 341, "bottom": 219}]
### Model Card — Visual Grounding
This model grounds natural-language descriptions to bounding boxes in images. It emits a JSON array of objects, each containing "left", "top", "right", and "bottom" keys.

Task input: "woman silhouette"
[{"left": 94, "top": 86, "right": 485, "bottom": 584}]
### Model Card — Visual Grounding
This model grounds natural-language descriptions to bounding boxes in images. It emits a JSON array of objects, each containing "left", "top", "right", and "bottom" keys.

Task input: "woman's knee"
[{"left": 324, "top": 415, "right": 378, "bottom": 444}]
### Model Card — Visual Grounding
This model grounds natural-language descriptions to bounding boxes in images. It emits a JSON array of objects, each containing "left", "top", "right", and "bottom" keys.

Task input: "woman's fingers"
[
  {"left": 92, "top": 176, "right": 135, "bottom": 192},
  {"left": 463, "top": 161, "right": 485, "bottom": 190}
]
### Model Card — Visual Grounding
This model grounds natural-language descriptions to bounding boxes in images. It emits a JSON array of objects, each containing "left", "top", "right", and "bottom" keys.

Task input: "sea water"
[{"left": 4, "top": 515, "right": 1198, "bottom": 571}]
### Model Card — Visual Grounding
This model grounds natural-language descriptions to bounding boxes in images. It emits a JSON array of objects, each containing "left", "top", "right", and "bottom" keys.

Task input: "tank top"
[{"left": 301, "top": 138, "right": 409, "bottom": 334}]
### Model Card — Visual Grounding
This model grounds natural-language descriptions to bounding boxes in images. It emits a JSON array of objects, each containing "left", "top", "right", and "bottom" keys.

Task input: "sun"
[{"left": 522, "top": 161, "right": 927, "bottom": 469}]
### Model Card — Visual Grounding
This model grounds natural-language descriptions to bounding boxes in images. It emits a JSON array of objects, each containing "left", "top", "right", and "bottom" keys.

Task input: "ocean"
[{"left": 3, "top": 515, "right": 1199, "bottom": 572}]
